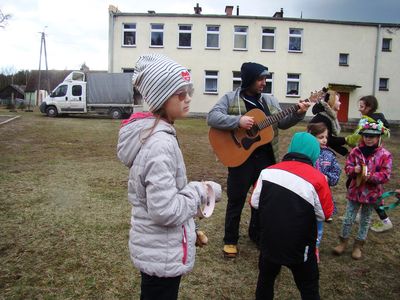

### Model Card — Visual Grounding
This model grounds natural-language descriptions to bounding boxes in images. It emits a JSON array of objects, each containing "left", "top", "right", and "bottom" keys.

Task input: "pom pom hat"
[{"left": 132, "top": 54, "right": 192, "bottom": 112}]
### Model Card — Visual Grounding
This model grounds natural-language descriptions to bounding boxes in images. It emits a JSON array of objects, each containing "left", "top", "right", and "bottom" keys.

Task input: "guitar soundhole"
[{"left": 246, "top": 125, "right": 260, "bottom": 137}]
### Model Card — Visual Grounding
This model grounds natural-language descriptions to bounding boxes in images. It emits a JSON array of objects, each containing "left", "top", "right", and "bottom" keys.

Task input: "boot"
[
  {"left": 351, "top": 239, "right": 365, "bottom": 260},
  {"left": 332, "top": 236, "right": 349, "bottom": 255}
]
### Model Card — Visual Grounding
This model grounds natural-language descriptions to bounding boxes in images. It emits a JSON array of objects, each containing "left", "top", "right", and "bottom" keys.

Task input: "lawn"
[{"left": 1, "top": 108, "right": 399, "bottom": 299}]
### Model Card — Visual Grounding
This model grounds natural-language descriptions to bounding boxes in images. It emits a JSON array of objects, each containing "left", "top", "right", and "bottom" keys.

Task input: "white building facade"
[{"left": 108, "top": 5, "right": 400, "bottom": 122}]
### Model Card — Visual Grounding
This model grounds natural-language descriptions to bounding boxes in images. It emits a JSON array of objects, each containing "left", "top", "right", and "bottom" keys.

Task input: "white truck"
[{"left": 39, "top": 71, "right": 141, "bottom": 119}]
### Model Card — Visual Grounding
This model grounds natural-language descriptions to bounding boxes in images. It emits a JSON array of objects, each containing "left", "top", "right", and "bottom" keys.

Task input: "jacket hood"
[
  {"left": 287, "top": 132, "right": 320, "bottom": 165},
  {"left": 117, "top": 116, "right": 175, "bottom": 167}
]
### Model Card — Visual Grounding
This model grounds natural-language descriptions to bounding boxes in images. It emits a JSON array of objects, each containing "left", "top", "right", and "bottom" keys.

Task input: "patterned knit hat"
[
  {"left": 359, "top": 119, "right": 388, "bottom": 136},
  {"left": 132, "top": 54, "right": 192, "bottom": 112}
]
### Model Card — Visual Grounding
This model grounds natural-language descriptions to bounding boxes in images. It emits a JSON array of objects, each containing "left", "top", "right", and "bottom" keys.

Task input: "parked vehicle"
[{"left": 39, "top": 71, "right": 141, "bottom": 118}]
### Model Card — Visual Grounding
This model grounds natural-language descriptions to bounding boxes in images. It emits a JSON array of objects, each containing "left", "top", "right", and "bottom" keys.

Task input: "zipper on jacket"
[{"left": 182, "top": 225, "right": 188, "bottom": 265}]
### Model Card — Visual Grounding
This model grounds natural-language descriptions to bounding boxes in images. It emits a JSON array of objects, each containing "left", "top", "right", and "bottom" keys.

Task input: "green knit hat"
[{"left": 287, "top": 132, "right": 320, "bottom": 165}]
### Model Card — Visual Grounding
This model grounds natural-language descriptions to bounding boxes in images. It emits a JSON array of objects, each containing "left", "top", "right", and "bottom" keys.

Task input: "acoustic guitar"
[{"left": 208, "top": 90, "right": 325, "bottom": 167}]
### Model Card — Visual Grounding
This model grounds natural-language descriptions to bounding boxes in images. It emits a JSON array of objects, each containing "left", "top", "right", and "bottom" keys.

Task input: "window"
[
  {"left": 205, "top": 71, "right": 218, "bottom": 93},
  {"left": 286, "top": 74, "right": 300, "bottom": 96},
  {"left": 234, "top": 26, "right": 248, "bottom": 50},
  {"left": 288, "top": 28, "right": 303, "bottom": 52},
  {"left": 339, "top": 53, "right": 349, "bottom": 66},
  {"left": 382, "top": 38, "right": 392, "bottom": 51},
  {"left": 122, "top": 23, "right": 136, "bottom": 46},
  {"left": 206, "top": 25, "right": 220, "bottom": 48},
  {"left": 379, "top": 78, "right": 389, "bottom": 91},
  {"left": 52, "top": 85, "right": 67, "bottom": 97},
  {"left": 263, "top": 73, "right": 273, "bottom": 94},
  {"left": 261, "top": 27, "right": 275, "bottom": 51},
  {"left": 232, "top": 71, "right": 241, "bottom": 90},
  {"left": 150, "top": 24, "right": 164, "bottom": 47},
  {"left": 72, "top": 85, "right": 82, "bottom": 97},
  {"left": 178, "top": 25, "right": 192, "bottom": 48}
]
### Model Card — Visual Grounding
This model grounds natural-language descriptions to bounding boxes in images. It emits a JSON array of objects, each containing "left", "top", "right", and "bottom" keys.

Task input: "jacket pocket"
[{"left": 182, "top": 225, "right": 188, "bottom": 265}]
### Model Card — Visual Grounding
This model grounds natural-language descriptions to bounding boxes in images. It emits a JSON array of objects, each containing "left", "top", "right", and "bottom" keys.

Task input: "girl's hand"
[{"left": 354, "top": 165, "right": 361, "bottom": 173}]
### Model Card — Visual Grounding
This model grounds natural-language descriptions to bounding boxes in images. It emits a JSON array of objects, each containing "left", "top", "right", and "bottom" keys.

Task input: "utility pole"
[{"left": 36, "top": 27, "right": 49, "bottom": 108}]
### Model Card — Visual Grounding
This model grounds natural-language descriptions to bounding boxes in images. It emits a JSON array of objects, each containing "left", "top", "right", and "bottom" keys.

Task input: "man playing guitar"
[{"left": 207, "top": 62, "right": 310, "bottom": 258}]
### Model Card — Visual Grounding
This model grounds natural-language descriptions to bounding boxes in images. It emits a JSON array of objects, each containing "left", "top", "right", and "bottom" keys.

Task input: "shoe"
[
  {"left": 326, "top": 217, "right": 333, "bottom": 223},
  {"left": 195, "top": 231, "right": 208, "bottom": 247},
  {"left": 370, "top": 219, "right": 393, "bottom": 233},
  {"left": 315, "top": 248, "right": 320, "bottom": 263},
  {"left": 223, "top": 244, "right": 238, "bottom": 258}
]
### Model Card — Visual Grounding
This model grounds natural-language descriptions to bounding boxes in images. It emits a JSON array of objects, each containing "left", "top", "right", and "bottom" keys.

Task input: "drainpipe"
[
  {"left": 372, "top": 24, "right": 381, "bottom": 95},
  {"left": 108, "top": 10, "right": 115, "bottom": 72}
]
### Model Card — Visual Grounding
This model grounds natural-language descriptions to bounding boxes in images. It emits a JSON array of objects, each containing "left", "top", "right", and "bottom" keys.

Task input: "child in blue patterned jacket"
[{"left": 308, "top": 122, "right": 341, "bottom": 263}]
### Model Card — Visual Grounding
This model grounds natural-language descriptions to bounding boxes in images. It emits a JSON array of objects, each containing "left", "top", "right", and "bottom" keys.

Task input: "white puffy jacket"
[{"left": 117, "top": 116, "right": 207, "bottom": 277}]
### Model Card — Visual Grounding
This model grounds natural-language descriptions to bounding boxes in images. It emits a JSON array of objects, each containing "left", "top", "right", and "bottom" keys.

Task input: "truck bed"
[{"left": 87, "top": 73, "right": 133, "bottom": 105}]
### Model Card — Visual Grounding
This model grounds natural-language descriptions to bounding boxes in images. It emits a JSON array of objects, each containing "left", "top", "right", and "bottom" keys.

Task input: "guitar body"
[{"left": 209, "top": 109, "right": 274, "bottom": 167}]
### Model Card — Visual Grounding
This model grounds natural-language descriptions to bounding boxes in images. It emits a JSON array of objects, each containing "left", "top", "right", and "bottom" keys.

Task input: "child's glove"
[
  {"left": 195, "top": 230, "right": 208, "bottom": 247},
  {"left": 204, "top": 181, "right": 222, "bottom": 202}
]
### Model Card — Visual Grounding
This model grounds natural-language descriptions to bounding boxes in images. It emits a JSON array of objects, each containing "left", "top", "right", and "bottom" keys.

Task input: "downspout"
[
  {"left": 108, "top": 10, "right": 115, "bottom": 72},
  {"left": 372, "top": 24, "right": 381, "bottom": 95}
]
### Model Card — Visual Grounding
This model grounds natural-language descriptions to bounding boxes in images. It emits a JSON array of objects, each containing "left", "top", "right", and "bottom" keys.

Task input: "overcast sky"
[{"left": 1, "top": 0, "right": 399, "bottom": 72}]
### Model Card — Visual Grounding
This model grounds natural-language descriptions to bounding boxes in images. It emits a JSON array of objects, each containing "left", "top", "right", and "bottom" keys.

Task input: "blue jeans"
[
  {"left": 341, "top": 201, "right": 374, "bottom": 241},
  {"left": 316, "top": 221, "right": 323, "bottom": 248}
]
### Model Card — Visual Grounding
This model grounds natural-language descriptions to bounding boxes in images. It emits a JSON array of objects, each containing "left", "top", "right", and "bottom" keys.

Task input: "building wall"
[{"left": 109, "top": 12, "right": 400, "bottom": 121}]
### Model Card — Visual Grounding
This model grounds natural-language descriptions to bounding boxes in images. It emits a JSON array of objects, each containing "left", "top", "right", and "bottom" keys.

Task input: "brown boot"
[
  {"left": 332, "top": 236, "right": 349, "bottom": 255},
  {"left": 351, "top": 239, "right": 365, "bottom": 260}
]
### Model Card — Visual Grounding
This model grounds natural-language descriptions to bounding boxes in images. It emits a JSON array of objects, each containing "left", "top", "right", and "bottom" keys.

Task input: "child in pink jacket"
[{"left": 333, "top": 120, "right": 392, "bottom": 260}]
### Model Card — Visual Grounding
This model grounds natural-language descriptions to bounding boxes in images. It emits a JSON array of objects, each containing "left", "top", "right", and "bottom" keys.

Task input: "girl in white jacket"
[{"left": 117, "top": 54, "right": 221, "bottom": 300}]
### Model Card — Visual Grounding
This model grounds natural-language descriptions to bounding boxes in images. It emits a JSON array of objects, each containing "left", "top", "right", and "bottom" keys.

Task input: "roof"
[{"left": 110, "top": 12, "right": 400, "bottom": 28}]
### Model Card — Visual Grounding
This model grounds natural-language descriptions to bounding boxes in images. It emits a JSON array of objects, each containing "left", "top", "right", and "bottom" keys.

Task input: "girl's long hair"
[{"left": 307, "top": 122, "right": 328, "bottom": 136}]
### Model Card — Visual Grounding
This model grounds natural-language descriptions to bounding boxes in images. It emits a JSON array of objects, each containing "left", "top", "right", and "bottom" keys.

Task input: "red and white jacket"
[{"left": 251, "top": 153, "right": 333, "bottom": 264}]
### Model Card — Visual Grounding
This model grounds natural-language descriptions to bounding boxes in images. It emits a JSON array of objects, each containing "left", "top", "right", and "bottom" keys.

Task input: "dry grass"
[{"left": 0, "top": 108, "right": 399, "bottom": 299}]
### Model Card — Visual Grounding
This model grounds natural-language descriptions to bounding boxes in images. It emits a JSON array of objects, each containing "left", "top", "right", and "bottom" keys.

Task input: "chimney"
[
  {"left": 225, "top": 6, "right": 233, "bottom": 16},
  {"left": 273, "top": 8, "right": 284, "bottom": 18},
  {"left": 236, "top": 5, "right": 240, "bottom": 16},
  {"left": 194, "top": 3, "right": 202, "bottom": 15}
]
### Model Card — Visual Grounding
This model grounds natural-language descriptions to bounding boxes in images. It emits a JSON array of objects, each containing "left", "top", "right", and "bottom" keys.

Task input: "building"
[
  {"left": 0, "top": 84, "right": 25, "bottom": 105},
  {"left": 108, "top": 5, "right": 400, "bottom": 122}
]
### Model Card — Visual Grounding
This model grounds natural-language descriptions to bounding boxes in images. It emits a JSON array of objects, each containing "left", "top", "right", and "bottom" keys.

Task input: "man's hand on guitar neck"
[
  {"left": 296, "top": 99, "right": 311, "bottom": 114},
  {"left": 239, "top": 115, "right": 255, "bottom": 130}
]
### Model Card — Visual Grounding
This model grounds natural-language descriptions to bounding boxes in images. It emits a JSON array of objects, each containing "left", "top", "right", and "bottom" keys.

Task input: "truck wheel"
[
  {"left": 110, "top": 108, "right": 122, "bottom": 119},
  {"left": 46, "top": 106, "right": 58, "bottom": 117}
]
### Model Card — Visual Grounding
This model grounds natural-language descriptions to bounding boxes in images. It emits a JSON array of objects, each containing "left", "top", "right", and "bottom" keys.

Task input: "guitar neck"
[{"left": 259, "top": 99, "right": 308, "bottom": 129}]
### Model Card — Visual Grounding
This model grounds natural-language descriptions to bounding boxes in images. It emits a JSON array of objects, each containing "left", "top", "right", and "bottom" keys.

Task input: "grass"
[{"left": 0, "top": 108, "right": 399, "bottom": 299}]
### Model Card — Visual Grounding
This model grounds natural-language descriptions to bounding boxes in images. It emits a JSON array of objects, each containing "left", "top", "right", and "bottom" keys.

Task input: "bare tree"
[{"left": 0, "top": 9, "right": 11, "bottom": 28}]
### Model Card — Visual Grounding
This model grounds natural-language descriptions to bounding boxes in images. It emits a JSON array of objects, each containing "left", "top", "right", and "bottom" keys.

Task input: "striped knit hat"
[{"left": 132, "top": 54, "right": 192, "bottom": 112}]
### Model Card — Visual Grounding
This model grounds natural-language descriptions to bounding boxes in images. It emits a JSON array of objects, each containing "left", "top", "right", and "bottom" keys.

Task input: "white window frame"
[
  {"left": 122, "top": 23, "right": 136, "bottom": 47},
  {"left": 233, "top": 26, "right": 248, "bottom": 50},
  {"left": 232, "top": 71, "right": 241, "bottom": 90},
  {"left": 339, "top": 53, "right": 349, "bottom": 66},
  {"left": 204, "top": 71, "right": 219, "bottom": 94},
  {"left": 286, "top": 73, "right": 301, "bottom": 97},
  {"left": 379, "top": 78, "right": 389, "bottom": 91},
  {"left": 382, "top": 38, "right": 392, "bottom": 52},
  {"left": 150, "top": 23, "right": 164, "bottom": 47},
  {"left": 263, "top": 73, "right": 274, "bottom": 95},
  {"left": 288, "top": 28, "right": 303, "bottom": 52},
  {"left": 206, "top": 25, "right": 220, "bottom": 49},
  {"left": 261, "top": 27, "right": 275, "bottom": 51},
  {"left": 178, "top": 24, "right": 192, "bottom": 48}
]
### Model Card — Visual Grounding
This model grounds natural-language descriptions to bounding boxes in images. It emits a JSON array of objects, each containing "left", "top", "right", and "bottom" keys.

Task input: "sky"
[{"left": 1, "top": 0, "right": 400, "bottom": 73}]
